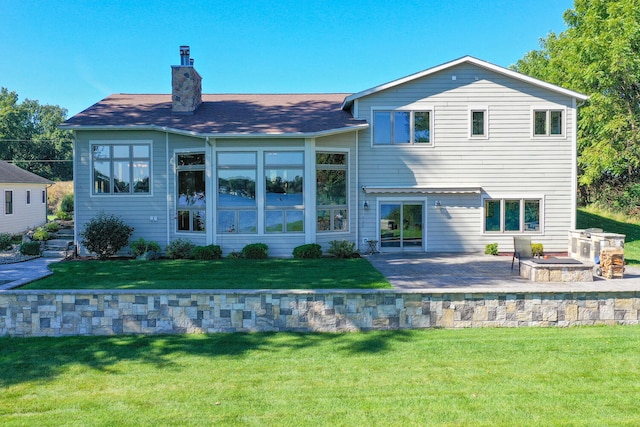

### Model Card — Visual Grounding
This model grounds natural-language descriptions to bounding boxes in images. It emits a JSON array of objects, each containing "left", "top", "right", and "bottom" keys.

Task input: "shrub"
[
  {"left": 242, "top": 243, "right": 268, "bottom": 259},
  {"left": 293, "top": 243, "right": 322, "bottom": 259},
  {"left": 60, "top": 193, "right": 74, "bottom": 214},
  {"left": 227, "top": 251, "right": 243, "bottom": 259},
  {"left": 32, "top": 228, "right": 51, "bottom": 241},
  {"left": 328, "top": 240, "right": 357, "bottom": 258},
  {"left": 191, "top": 244, "right": 223, "bottom": 260},
  {"left": 44, "top": 222, "right": 60, "bottom": 233},
  {"left": 485, "top": 243, "right": 499, "bottom": 256},
  {"left": 20, "top": 241, "right": 41, "bottom": 256},
  {"left": 0, "top": 233, "right": 13, "bottom": 251},
  {"left": 56, "top": 210, "right": 72, "bottom": 221},
  {"left": 80, "top": 212, "right": 134, "bottom": 260},
  {"left": 531, "top": 243, "right": 544, "bottom": 257},
  {"left": 166, "top": 238, "right": 195, "bottom": 259},
  {"left": 130, "top": 237, "right": 162, "bottom": 257}
]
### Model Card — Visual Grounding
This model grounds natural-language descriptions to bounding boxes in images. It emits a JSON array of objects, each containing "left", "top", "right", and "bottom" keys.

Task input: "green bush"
[
  {"left": 242, "top": 243, "right": 269, "bottom": 259},
  {"left": 166, "top": 238, "right": 196, "bottom": 259},
  {"left": 80, "top": 212, "right": 134, "bottom": 260},
  {"left": 20, "top": 241, "right": 41, "bottom": 256},
  {"left": 293, "top": 243, "right": 322, "bottom": 259},
  {"left": 130, "top": 238, "right": 162, "bottom": 257},
  {"left": 485, "top": 243, "right": 499, "bottom": 256},
  {"left": 60, "top": 193, "right": 74, "bottom": 214},
  {"left": 32, "top": 228, "right": 51, "bottom": 241},
  {"left": 0, "top": 233, "right": 13, "bottom": 251},
  {"left": 327, "top": 240, "right": 357, "bottom": 258},
  {"left": 56, "top": 210, "right": 72, "bottom": 221},
  {"left": 44, "top": 222, "right": 60, "bottom": 233},
  {"left": 191, "top": 245, "right": 223, "bottom": 260},
  {"left": 227, "top": 251, "right": 243, "bottom": 259},
  {"left": 531, "top": 243, "right": 544, "bottom": 257}
]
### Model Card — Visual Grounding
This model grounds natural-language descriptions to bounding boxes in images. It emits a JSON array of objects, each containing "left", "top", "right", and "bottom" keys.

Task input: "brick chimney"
[{"left": 171, "top": 45, "right": 202, "bottom": 115}]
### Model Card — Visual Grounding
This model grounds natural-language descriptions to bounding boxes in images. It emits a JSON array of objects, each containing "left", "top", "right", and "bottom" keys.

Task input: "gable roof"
[
  {"left": 62, "top": 93, "right": 368, "bottom": 138},
  {"left": 342, "top": 56, "right": 589, "bottom": 110},
  {"left": 0, "top": 160, "right": 53, "bottom": 185}
]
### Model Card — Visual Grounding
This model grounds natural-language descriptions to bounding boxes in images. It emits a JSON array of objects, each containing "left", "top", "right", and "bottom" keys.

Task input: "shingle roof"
[
  {"left": 62, "top": 93, "right": 368, "bottom": 136},
  {"left": 0, "top": 160, "right": 53, "bottom": 184}
]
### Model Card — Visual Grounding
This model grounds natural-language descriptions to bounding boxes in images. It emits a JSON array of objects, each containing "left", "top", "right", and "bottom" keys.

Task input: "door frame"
[{"left": 377, "top": 197, "right": 426, "bottom": 252}]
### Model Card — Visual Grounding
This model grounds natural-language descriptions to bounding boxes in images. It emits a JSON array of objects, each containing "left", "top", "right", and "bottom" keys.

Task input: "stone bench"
[{"left": 520, "top": 258, "right": 594, "bottom": 282}]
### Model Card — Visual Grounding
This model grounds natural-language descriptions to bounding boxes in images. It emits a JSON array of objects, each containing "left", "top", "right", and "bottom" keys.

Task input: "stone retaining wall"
[{"left": 1, "top": 290, "right": 639, "bottom": 337}]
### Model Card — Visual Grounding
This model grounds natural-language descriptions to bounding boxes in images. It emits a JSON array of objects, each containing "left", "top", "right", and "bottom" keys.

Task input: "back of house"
[{"left": 62, "top": 47, "right": 587, "bottom": 257}]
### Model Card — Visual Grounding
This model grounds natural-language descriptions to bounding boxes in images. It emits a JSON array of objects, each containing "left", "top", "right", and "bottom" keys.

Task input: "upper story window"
[
  {"left": 470, "top": 109, "right": 488, "bottom": 138},
  {"left": 92, "top": 143, "right": 151, "bottom": 195},
  {"left": 533, "top": 109, "right": 563, "bottom": 136},
  {"left": 373, "top": 110, "right": 432, "bottom": 145}
]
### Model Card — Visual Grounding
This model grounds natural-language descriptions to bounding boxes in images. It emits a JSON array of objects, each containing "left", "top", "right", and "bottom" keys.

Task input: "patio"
[{"left": 365, "top": 252, "right": 640, "bottom": 293}]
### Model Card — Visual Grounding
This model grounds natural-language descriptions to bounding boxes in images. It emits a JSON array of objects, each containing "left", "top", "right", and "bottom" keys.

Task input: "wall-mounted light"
[
  {"left": 434, "top": 200, "right": 442, "bottom": 208},
  {"left": 363, "top": 201, "right": 369, "bottom": 209}
]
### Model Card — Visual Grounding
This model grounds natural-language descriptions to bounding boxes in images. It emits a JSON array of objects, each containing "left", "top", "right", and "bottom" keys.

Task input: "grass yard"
[
  {"left": 20, "top": 257, "right": 391, "bottom": 290},
  {"left": 1, "top": 327, "right": 640, "bottom": 426},
  {"left": 577, "top": 206, "right": 640, "bottom": 265}
]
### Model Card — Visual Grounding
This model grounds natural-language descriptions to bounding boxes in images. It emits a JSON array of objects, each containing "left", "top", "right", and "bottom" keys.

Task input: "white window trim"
[
  {"left": 174, "top": 150, "right": 207, "bottom": 234},
  {"left": 315, "top": 148, "right": 350, "bottom": 234},
  {"left": 481, "top": 195, "right": 545, "bottom": 234},
  {"left": 469, "top": 106, "right": 489, "bottom": 139},
  {"left": 531, "top": 107, "right": 567, "bottom": 139},
  {"left": 89, "top": 140, "right": 153, "bottom": 197},
  {"left": 371, "top": 107, "right": 435, "bottom": 147},
  {"left": 4, "top": 189, "right": 14, "bottom": 216}
]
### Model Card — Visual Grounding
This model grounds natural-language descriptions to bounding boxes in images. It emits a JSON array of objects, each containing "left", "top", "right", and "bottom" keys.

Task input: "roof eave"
[{"left": 59, "top": 123, "right": 369, "bottom": 138}]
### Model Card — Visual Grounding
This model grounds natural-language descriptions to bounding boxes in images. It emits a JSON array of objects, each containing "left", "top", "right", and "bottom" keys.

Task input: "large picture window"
[
  {"left": 316, "top": 152, "right": 348, "bottom": 232},
  {"left": 265, "top": 151, "right": 304, "bottom": 233},
  {"left": 373, "top": 110, "right": 432, "bottom": 145},
  {"left": 484, "top": 199, "right": 541, "bottom": 233},
  {"left": 92, "top": 143, "right": 150, "bottom": 195},
  {"left": 176, "top": 152, "right": 206, "bottom": 233},
  {"left": 217, "top": 152, "right": 257, "bottom": 233}
]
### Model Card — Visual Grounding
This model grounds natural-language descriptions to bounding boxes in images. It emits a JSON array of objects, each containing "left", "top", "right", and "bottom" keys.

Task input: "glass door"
[{"left": 380, "top": 202, "right": 423, "bottom": 251}]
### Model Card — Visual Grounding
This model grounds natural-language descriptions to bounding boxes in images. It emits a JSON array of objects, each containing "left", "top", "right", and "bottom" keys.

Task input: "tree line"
[
  {"left": 513, "top": 0, "right": 640, "bottom": 214},
  {"left": 0, "top": 87, "right": 73, "bottom": 181}
]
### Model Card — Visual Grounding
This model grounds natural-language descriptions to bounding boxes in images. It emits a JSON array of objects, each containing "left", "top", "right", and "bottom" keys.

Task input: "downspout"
[
  {"left": 165, "top": 132, "right": 170, "bottom": 249},
  {"left": 72, "top": 131, "right": 78, "bottom": 255},
  {"left": 355, "top": 129, "right": 359, "bottom": 251}
]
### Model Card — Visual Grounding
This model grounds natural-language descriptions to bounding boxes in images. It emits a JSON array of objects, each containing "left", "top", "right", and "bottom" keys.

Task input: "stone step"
[
  {"left": 45, "top": 239, "right": 73, "bottom": 250},
  {"left": 42, "top": 249, "right": 69, "bottom": 258}
]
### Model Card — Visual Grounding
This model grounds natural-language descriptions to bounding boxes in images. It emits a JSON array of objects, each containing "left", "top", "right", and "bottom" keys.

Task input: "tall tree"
[
  {"left": 513, "top": 0, "right": 640, "bottom": 198},
  {"left": 0, "top": 87, "right": 73, "bottom": 181}
]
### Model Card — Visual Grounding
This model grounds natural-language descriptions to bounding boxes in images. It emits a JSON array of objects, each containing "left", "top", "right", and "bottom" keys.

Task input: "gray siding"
[{"left": 356, "top": 63, "right": 578, "bottom": 253}]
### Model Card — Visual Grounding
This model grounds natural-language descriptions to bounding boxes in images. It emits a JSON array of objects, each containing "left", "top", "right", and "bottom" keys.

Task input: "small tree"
[{"left": 80, "top": 212, "right": 134, "bottom": 260}]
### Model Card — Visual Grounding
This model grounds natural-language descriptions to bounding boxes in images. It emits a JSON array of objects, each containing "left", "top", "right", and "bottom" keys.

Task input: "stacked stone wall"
[{"left": 1, "top": 290, "right": 639, "bottom": 337}]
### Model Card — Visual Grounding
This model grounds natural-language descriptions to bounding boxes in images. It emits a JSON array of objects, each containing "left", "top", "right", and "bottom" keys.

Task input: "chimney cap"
[{"left": 179, "top": 45, "right": 191, "bottom": 66}]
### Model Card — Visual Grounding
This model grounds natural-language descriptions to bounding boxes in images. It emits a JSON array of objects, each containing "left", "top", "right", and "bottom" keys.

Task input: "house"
[
  {"left": 61, "top": 46, "right": 588, "bottom": 257},
  {"left": 0, "top": 160, "right": 52, "bottom": 234}
]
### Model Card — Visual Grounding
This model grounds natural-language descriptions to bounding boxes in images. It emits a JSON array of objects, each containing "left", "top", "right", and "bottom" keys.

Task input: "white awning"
[{"left": 361, "top": 186, "right": 481, "bottom": 195}]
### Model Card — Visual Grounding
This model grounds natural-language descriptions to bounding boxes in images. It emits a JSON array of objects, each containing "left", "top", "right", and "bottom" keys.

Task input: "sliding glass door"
[{"left": 379, "top": 202, "right": 423, "bottom": 251}]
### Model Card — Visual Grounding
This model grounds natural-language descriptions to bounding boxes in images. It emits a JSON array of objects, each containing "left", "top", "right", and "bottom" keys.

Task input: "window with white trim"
[
  {"left": 265, "top": 151, "right": 304, "bottom": 233},
  {"left": 373, "top": 110, "right": 432, "bottom": 145},
  {"left": 484, "top": 199, "right": 540, "bottom": 233},
  {"left": 533, "top": 110, "right": 563, "bottom": 136},
  {"left": 5, "top": 190, "right": 13, "bottom": 215},
  {"left": 176, "top": 152, "right": 206, "bottom": 233},
  {"left": 470, "top": 109, "right": 487, "bottom": 137},
  {"left": 217, "top": 152, "right": 257, "bottom": 234},
  {"left": 92, "top": 143, "right": 151, "bottom": 194},
  {"left": 316, "top": 152, "right": 348, "bottom": 232}
]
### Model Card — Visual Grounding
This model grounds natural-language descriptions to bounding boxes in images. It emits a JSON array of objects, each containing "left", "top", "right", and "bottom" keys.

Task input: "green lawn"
[
  {"left": 21, "top": 257, "right": 391, "bottom": 290},
  {"left": 577, "top": 206, "right": 640, "bottom": 265},
  {"left": 1, "top": 327, "right": 639, "bottom": 426}
]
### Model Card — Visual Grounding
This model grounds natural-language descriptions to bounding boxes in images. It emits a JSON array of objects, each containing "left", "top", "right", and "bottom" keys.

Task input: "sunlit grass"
[
  {"left": 1, "top": 327, "right": 640, "bottom": 426},
  {"left": 21, "top": 258, "right": 391, "bottom": 290}
]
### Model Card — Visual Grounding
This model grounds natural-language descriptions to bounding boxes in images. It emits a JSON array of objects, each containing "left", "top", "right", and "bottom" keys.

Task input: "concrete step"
[
  {"left": 42, "top": 245, "right": 75, "bottom": 258},
  {"left": 45, "top": 239, "right": 73, "bottom": 250}
]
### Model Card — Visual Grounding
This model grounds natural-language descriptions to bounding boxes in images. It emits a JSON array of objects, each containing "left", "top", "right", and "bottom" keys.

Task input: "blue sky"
[{"left": 1, "top": 0, "right": 573, "bottom": 117}]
